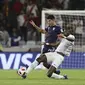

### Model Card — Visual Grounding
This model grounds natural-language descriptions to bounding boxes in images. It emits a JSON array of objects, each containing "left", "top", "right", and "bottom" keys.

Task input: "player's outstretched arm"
[
  {"left": 29, "top": 20, "right": 47, "bottom": 34},
  {"left": 57, "top": 33, "right": 66, "bottom": 39},
  {"left": 48, "top": 42, "right": 60, "bottom": 46}
]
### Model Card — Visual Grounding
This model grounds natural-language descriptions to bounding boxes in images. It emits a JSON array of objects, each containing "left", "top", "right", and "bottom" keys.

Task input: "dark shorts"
[{"left": 42, "top": 45, "right": 56, "bottom": 54}]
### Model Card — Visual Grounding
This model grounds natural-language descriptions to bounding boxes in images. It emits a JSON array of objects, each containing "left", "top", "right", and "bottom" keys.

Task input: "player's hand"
[{"left": 29, "top": 20, "right": 36, "bottom": 27}]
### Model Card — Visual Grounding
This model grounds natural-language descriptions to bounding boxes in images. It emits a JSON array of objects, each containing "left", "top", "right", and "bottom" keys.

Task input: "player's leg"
[
  {"left": 43, "top": 62, "right": 60, "bottom": 75},
  {"left": 47, "top": 65, "right": 67, "bottom": 79},
  {"left": 45, "top": 52, "right": 68, "bottom": 79},
  {"left": 21, "top": 54, "right": 47, "bottom": 79},
  {"left": 21, "top": 59, "right": 39, "bottom": 79},
  {"left": 25, "top": 55, "right": 60, "bottom": 75},
  {"left": 25, "top": 56, "right": 60, "bottom": 75},
  {"left": 42, "top": 47, "right": 60, "bottom": 75},
  {"left": 26, "top": 54, "right": 46, "bottom": 73}
]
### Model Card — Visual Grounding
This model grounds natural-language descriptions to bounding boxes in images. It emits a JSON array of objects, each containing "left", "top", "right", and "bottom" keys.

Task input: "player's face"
[{"left": 47, "top": 19, "right": 55, "bottom": 26}]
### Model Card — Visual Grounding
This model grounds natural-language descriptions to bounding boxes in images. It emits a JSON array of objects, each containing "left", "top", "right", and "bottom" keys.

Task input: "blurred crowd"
[{"left": 0, "top": 0, "right": 85, "bottom": 48}]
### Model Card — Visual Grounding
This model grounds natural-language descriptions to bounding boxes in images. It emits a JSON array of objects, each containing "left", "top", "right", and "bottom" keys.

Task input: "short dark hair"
[{"left": 47, "top": 15, "right": 55, "bottom": 19}]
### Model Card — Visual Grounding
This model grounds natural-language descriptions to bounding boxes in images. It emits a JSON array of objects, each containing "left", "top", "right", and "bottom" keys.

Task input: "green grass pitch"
[{"left": 0, "top": 69, "right": 85, "bottom": 85}]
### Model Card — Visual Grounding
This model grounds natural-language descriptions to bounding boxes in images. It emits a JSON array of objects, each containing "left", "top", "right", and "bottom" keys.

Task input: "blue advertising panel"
[
  {"left": 61, "top": 52, "right": 85, "bottom": 69},
  {"left": 0, "top": 52, "right": 85, "bottom": 69},
  {"left": 0, "top": 52, "right": 40, "bottom": 69}
]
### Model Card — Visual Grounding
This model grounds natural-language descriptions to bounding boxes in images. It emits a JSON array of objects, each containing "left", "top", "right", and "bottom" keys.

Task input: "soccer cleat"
[
  {"left": 56, "top": 70, "right": 60, "bottom": 75},
  {"left": 21, "top": 64, "right": 28, "bottom": 79},
  {"left": 63, "top": 75, "right": 68, "bottom": 79},
  {"left": 21, "top": 72, "right": 27, "bottom": 79}
]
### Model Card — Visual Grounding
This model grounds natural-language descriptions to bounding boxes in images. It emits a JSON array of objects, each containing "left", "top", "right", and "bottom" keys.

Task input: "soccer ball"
[{"left": 17, "top": 66, "right": 26, "bottom": 76}]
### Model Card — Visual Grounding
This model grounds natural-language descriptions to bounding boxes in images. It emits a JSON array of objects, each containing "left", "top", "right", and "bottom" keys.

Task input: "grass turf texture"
[{"left": 0, "top": 69, "right": 85, "bottom": 85}]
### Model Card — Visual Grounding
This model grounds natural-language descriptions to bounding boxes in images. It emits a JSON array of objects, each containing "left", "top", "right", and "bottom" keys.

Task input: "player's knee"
[
  {"left": 36, "top": 54, "right": 46, "bottom": 63},
  {"left": 43, "top": 62, "right": 50, "bottom": 69},
  {"left": 47, "top": 66, "right": 56, "bottom": 78}
]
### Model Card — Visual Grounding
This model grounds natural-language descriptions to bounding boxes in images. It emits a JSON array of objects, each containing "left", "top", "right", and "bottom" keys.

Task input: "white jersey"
[{"left": 55, "top": 35, "right": 75, "bottom": 56}]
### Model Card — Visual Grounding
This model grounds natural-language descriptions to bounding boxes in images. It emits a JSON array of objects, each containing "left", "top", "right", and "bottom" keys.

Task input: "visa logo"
[{"left": 0, "top": 53, "right": 40, "bottom": 69}]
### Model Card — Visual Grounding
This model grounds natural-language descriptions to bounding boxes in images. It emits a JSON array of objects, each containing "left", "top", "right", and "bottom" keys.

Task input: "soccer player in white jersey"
[
  {"left": 27, "top": 35, "right": 74, "bottom": 78},
  {"left": 18, "top": 22, "right": 75, "bottom": 78},
  {"left": 19, "top": 29, "right": 75, "bottom": 79}
]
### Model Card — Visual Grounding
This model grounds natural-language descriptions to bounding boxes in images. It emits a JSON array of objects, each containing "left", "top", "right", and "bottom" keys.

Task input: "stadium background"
[
  {"left": 0, "top": 0, "right": 85, "bottom": 69},
  {"left": 0, "top": 0, "right": 85, "bottom": 85}
]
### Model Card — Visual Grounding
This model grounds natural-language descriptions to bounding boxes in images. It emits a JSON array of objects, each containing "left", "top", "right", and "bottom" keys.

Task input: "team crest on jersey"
[{"left": 53, "top": 27, "right": 55, "bottom": 30}]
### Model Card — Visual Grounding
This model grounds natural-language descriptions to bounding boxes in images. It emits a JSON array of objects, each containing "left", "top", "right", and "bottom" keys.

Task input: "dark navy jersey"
[
  {"left": 42, "top": 45, "right": 56, "bottom": 53},
  {"left": 45, "top": 25, "right": 61, "bottom": 43},
  {"left": 42, "top": 25, "right": 62, "bottom": 53}
]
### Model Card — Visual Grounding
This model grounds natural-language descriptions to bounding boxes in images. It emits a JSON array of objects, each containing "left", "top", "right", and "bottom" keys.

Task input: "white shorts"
[{"left": 45, "top": 52, "right": 64, "bottom": 68}]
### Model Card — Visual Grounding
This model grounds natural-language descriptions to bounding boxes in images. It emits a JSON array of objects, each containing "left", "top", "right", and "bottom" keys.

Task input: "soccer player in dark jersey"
[
  {"left": 29, "top": 15, "right": 62, "bottom": 69},
  {"left": 30, "top": 15, "right": 62, "bottom": 54},
  {"left": 22, "top": 15, "right": 63, "bottom": 78}
]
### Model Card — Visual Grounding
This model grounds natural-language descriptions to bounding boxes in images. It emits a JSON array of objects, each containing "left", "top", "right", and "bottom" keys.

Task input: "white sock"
[
  {"left": 51, "top": 73, "right": 64, "bottom": 79},
  {"left": 26, "top": 60, "right": 39, "bottom": 74}
]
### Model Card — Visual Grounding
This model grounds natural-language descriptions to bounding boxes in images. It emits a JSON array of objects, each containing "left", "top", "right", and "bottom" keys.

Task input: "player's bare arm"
[
  {"left": 57, "top": 33, "right": 66, "bottom": 39},
  {"left": 50, "top": 42, "right": 60, "bottom": 46},
  {"left": 29, "top": 20, "right": 47, "bottom": 34}
]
